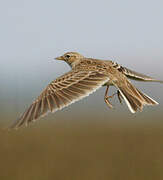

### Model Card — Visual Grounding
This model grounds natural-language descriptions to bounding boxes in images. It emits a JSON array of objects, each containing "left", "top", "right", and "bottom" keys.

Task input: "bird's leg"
[
  {"left": 104, "top": 87, "right": 124, "bottom": 108},
  {"left": 117, "top": 90, "right": 123, "bottom": 104},
  {"left": 104, "top": 86, "right": 117, "bottom": 108}
]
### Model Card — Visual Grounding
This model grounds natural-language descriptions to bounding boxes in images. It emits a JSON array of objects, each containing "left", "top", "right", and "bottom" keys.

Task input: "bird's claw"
[
  {"left": 104, "top": 96, "right": 113, "bottom": 108},
  {"left": 104, "top": 91, "right": 123, "bottom": 108}
]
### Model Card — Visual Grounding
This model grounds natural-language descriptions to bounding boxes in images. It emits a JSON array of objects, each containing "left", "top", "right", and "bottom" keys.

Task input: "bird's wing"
[
  {"left": 11, "top": 70, "right": 109, "bottom": 129},
  {"left": 112, "top": 61, "right": 163, "bottom": 82}
]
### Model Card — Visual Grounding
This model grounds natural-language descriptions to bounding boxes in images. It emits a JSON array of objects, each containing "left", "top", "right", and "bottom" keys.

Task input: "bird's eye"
[{"left": 65, "top": 55, "right": 70, "bottom": 58}]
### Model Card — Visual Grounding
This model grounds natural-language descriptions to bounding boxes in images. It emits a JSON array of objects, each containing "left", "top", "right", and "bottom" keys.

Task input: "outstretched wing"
[
  {"left": 11, "top": 70, "right": 109, "bottom": 129},
  {"left": 112, "top": 61, "right": 163, "bottom": 82}
]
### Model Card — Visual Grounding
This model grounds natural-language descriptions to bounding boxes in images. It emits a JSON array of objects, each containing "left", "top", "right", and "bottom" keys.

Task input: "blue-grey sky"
[{"left": 0, "top": 0, "right": 163, "bottom": 123}]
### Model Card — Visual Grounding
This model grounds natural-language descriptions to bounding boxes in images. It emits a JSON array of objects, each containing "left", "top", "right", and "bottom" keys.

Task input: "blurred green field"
[{"left": 1, "top": 111, "right": 163, "bottom": 180}]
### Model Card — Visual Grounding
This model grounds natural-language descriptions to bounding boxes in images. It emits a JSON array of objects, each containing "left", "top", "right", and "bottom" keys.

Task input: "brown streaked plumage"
[{"left": 11, "top": 52, "right": 163, "bottom": 129}]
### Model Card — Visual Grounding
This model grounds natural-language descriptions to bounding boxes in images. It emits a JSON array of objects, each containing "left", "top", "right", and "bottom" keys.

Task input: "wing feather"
[
  {"left": 120, "top": 67, "right": 161, "bottom": 82},
  {"left": 112, "top": 61, "right": 163, "bottom": 82},
  {"left": 11, "top": 70, "right": 109, "bottom": 129}
]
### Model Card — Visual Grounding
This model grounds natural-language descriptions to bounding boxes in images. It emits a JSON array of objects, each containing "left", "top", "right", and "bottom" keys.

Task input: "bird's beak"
[{"left": 55, "top": 56, "right": 63, "bottom": 60}]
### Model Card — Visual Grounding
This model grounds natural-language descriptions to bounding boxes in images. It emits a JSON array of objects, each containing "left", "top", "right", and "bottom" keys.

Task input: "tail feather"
[
  {"left": 117, "top": 81, "right": 158, "bottom": 113},
  {"left": 136, "top": 89, "right": 159, "bottom": 105},
  {"left": 118, "top": 88, "right": 143, "bottom": 113}
]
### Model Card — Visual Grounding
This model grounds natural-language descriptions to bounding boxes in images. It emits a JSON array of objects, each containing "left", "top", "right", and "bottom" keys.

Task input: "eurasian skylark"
[{"left": 11, "top": 52, "right": 163, "bottom": 128}]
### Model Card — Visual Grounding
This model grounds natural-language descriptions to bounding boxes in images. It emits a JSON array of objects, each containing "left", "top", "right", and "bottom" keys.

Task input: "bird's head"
[{"left": 55, "top": 52, "right": 84, "bottom": 67}]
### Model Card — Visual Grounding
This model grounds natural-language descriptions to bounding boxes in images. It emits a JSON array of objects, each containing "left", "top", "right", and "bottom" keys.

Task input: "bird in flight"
[{"left": 11, "top": 52, "right": 163, "bottom": 129}]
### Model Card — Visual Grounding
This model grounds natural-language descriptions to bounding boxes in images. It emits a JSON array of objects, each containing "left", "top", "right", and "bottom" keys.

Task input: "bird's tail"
[{"left": 116, "top": 81, "right": 158, "bottom": 113}]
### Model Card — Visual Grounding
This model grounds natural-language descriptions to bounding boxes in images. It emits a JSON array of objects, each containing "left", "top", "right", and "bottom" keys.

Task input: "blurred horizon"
[{"left": 1, "top": 0, "right": 163, "bottom": 179}]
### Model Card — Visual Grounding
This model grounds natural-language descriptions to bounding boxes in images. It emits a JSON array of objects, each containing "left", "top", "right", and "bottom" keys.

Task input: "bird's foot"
[{"left": 104, "top": 92, "right": 117, "bottom": 108}]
